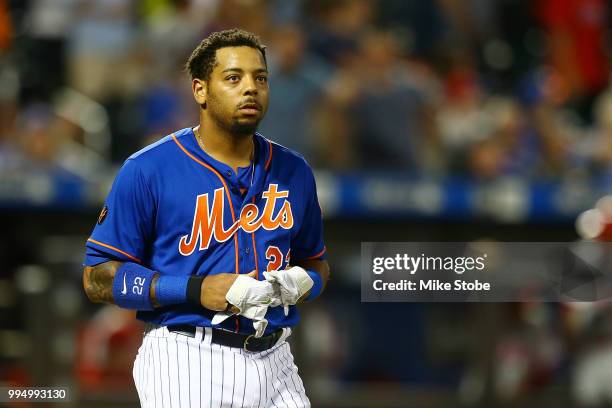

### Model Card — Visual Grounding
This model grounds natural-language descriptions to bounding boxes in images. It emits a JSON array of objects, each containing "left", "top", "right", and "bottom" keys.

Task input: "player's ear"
[{"left": 192, "top": 78, "right": 207, "bottom": 108}]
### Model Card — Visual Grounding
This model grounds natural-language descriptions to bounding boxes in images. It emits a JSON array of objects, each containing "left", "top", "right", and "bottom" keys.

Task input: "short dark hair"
[{"left": 185, "top": 28, "right": 267, "bottom": 81}]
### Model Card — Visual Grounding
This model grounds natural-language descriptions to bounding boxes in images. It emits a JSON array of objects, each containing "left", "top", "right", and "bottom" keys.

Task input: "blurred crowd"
[{"left": 1, "top": 0, "right": 611, "bottom": 183}]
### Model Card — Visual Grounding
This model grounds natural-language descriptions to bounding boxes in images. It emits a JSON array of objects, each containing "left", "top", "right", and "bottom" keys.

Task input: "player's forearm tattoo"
[
  {"left": 84, "top": 261, "right": 161, "bottom": 306},
  {"left": 83, "top": 261, "right": 120, "bottom": 303}
]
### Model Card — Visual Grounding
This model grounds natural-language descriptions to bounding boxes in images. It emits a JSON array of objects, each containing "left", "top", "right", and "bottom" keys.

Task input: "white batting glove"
[
  {"left": 263, "top": 266, "right": 314, "bottom": 316},
  {"left": 212, "top": 304, "right": 270, "bottom": 337},
  {"left": 241, "top": 304, "right": 269, "bottom": 337},
  {"left": 225, "top": 275, "right": 279, "bottom": 312},
  {"left": 211, "top": 275, "right": 281, "bottom": 337}
]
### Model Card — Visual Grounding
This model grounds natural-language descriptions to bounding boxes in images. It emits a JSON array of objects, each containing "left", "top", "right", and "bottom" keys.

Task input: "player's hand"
[
  {"left": 263, "top": 266, "right": 314, "bottom": 315},
  {"left": 209, "top": 271, "right": 281, "bottom": 337},
  {"left": 224, "top": 272, "right": 279, "bottom": 313},
  {"left": 200, "top": 271, "right": 256, "bottom": 312}
]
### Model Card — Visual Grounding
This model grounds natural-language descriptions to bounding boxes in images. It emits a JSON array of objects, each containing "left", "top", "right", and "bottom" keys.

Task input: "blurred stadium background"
[{"left": 2, "top": 0, "right": 612, "bottom": 406}]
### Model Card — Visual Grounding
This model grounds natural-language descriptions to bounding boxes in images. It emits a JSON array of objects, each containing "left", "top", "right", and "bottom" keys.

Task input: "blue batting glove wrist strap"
[
  {"left": 305, "top": 270, "right": 323, "bottom": 301},
  {"left": 155, "top": 275, "right": 190, "bottom": 306},
  {"left": 112, "top": 263, "right": 156, "bottom": 310}
]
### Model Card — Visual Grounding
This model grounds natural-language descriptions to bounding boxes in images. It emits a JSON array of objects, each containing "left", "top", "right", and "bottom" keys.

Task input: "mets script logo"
[{"left": 179, "top": 184, "right": 294, "bottom": 256}]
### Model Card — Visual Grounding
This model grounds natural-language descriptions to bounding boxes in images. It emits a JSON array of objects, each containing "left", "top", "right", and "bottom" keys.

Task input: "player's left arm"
[{"left": 293, "top": 258, "right": 330, "bottom": 303}]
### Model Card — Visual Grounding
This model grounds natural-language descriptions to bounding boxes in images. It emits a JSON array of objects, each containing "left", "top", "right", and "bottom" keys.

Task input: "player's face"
[{"left": 205, "top": 46, "right": 269, "bottom": 136}]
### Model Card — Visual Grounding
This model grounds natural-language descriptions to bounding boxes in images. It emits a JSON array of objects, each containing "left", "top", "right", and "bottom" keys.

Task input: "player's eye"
[
  {"left": 256, "top": 75, "right": 268, "bottom": 83},
  {"left": 226, "top": 75, "right": 240, "bottom": 82}
]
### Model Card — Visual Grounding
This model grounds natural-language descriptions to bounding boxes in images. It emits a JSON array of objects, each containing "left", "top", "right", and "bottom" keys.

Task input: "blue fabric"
[
  {"left": 84, "top": 128, "right": 326, "bottom": 334},
  {"left": 236, "top": 162, "right": 254, "bottom": 193},
  {"left": 112, "top": 262, "right": 156, "bottom": 311},
  {"left": 155, "top": 275, "right": 189, "bottom": 306},
  {"left": 305, "top": 269, "right": 323, "bottom": 301}
]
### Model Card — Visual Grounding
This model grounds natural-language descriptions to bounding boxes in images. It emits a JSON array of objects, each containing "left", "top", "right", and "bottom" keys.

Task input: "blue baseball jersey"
[{"left": 84, "top": 127, "right": 326, "bottom": 334}]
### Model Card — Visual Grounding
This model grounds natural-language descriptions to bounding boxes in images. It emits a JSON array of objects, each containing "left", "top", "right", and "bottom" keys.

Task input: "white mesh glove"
[
  {"left": 263, "top": 266, "right": 314, "bottom": 316},
  {"left": 211, "top": 275, "right": 281, "bottom": 337}
]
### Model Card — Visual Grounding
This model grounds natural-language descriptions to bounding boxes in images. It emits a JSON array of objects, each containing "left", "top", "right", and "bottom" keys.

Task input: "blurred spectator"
[
  {"left": 268, "top": 0, "right": 305, "bottom": 25},
  {"left": 16, "top": 105, "right": 62, "bottom": 165},
  {"left": 305, "top": 0, "right": 374, "bottom": 65},
  {"left": 436, "top": 55, "right": 490, "bottom": 173},
  {"left": 467, "top": 98, "right": 524, "bottom": 179},
  {"left": 537, "top": 0, "right": 610, "bottom": 119},
  {"left": 526, "top": 70, "right": 578, "bottom": 177},
  {"left": 0, "top": 59, "right": 18, "bottom": 145},
  {"left": 0, "top": 0, "right": 11, "bottom": 51},
  {"left": 465, "top": 96, "right": 570, "bottom": 180},
  {"left": 258, "top": 24, "right": 332, "bottom": 161},
  {"left": 138, "top": 70, "right": 198, "bottom": 146},
  {"left": 205, "top": 0, "right": 270, "bottom": 38},
  {"left": 20, "top": 0, "right": 78, "bottom": 101},
  {"left": 140, "top": 0, "right": 216, "bottom": 75},
  {"left": 437, "top": 0, "right": 497, "bottom": 48},
  {"left": 574, "top": 90, "right": 612, "bottom": 183},
  {"left": 377, "top": 0, "right": 447, "bottom": 59},
  {"left": 67, "top": 0, "right": 141, "bottom": 101},
  {"left": 0, "top": 103, "right": 106, "bottom": 184},
  {"left": 319, "top": 29, "right": 435, "bottom": 173}
]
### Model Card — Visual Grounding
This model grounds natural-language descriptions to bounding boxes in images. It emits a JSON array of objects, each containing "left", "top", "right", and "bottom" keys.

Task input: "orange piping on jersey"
[
  {"left": 250, "top": 196, "right": 260, "bottom": 279},
  {"left": 264, "top": 139, "right": 273, "bottom": 170},
  {"left": 172, "top": 133, "right": 240, "bottom": 276},
  {"left": 87, "top": 238, "right": 141, "bottom": 263},
  {"left": 296, "top": 246, "right": 327, "bottom": 261}
]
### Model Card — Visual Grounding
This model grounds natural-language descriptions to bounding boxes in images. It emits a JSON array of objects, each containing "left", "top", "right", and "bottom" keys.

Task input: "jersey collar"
[{"left": 173, "top": 127, "right": 273, "bottom": 198}]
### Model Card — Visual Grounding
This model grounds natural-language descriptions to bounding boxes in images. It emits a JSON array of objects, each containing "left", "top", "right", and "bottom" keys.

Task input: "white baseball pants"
[{"left": 133, "top": 324, "right": 311, "bottom": 408}]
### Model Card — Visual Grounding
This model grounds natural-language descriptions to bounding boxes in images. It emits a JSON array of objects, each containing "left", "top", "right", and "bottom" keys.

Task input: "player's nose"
[{"left": 242, "top": 75, "right": 258, "bottom": 95}]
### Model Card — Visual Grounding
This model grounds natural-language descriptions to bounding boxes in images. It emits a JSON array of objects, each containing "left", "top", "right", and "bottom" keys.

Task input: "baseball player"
[{"left": 82, "top": 28, "right": 329, "bottom": 408}]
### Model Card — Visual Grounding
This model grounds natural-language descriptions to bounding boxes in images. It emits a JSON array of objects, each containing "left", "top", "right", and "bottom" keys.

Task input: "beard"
[
  {"left": 209, "top": 113, "right": 260, "bottom": 137},
  {"left": 207, "top": 90, "right": 263, "bottom": 136},
  {"left": 228, "top": 118, "right": 260, "bottom": 135}
]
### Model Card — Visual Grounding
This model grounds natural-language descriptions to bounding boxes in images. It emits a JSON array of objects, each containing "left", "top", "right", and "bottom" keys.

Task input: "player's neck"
[{"left": 195, "top": 124, "right": 254, "bottom": 172}]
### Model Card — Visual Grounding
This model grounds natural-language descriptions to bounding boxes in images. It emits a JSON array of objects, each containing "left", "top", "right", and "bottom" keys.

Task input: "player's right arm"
[
  {"left": 83, "top": 261, "right": 126, "bottom": 304},
  {"left": 82, "top": 159, "right": 241, "bottom": 312},
  {"left": 82, "top": 261, "right": 163, "bottom": 306},
  {"left": 82, "top": 261, "right": 241, "bottom": 312}
]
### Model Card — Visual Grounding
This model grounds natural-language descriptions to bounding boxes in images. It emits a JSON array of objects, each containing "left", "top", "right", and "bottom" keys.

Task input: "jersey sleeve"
[
  {"left": 84, "top": 159, "right": 155, "bottom": 266},
  {"left": 290, "top": 165, "right": 326, "bottom": 261}
]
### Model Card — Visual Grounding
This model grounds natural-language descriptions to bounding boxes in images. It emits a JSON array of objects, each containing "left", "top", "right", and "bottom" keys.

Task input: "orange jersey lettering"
[{"left": 178, "top": 184, "right": 293, "bottom": 256}]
